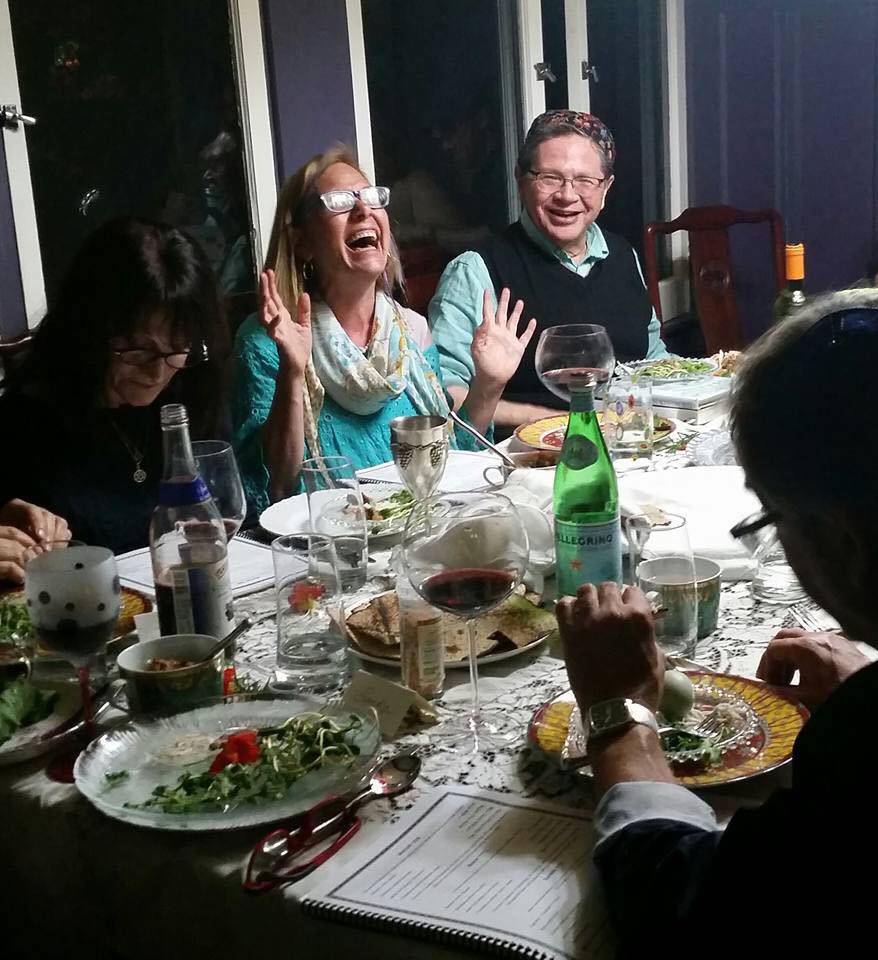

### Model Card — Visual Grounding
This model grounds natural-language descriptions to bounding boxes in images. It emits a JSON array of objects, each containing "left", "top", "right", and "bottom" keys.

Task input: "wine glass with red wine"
[
  {"left": 402, "top": 492, "right": 529, "bottom": 748},
  {"left": 535, "top": 323, "right": 616, "bottom": 402},
  {"left": 24, "top": 543, "right": 121, "bottom": 781}
]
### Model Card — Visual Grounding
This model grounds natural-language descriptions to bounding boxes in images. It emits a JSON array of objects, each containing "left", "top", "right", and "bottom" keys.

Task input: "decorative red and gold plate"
[
  {"left": 528, "top": 671, "right": 809, "bottom": 789},
  {"left": 515, "top": 412, "right": 676, "bottom": 452}
]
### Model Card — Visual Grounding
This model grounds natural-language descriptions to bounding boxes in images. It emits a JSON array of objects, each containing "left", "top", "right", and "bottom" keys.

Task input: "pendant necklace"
[{"left": 109, "top": 417, "right": 148, "bottom": 483}]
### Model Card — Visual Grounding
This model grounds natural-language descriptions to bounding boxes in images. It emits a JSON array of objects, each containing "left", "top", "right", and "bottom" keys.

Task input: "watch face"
[{"left": 590, "top": 699, "right": 629, "bottom": 731}]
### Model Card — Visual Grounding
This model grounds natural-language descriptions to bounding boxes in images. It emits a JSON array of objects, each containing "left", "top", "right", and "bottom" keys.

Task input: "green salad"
[
  {"left": 634, "top": 358, "right": 714, "bottom": 380},
  {"left": 364, "top": 489, "right": 414, "bottom": 524},
  {"left": 0, "top": 678, "right": 58, "bottom": 748},
  {"left": 128, "top": 712, "right": 364, "bottom": 814},
  {"left": 0, "top": 601, "right": 33, "bottom": 645}
]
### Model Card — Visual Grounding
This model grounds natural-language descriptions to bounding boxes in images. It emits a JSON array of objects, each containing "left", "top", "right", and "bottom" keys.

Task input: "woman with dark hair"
[{"left": 0, "top": 217, "right": 228, "bottom": 554}]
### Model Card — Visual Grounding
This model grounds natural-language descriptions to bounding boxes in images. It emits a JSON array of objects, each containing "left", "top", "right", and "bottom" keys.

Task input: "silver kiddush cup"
[{"left": 389, "top": 415, "right": 449, "bottom": 499}]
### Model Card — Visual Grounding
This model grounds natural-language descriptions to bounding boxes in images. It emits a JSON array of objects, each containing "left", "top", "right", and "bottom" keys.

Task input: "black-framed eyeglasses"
[
  {"left": 729, "top": 509, "right": 780, "bottom": 541},
  {"left": 111, "top": 342, "right": 208, "bottom": 369},
  {"left": 319, "top": 185, "right": 390, "bottom": 214},
  {"left": 527, "top": 169, "right": 607, "bottom": 194}
]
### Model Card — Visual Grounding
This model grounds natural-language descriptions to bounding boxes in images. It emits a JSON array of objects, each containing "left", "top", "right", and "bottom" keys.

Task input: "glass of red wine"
[
  {"left": 402, "top": 492, "right": 529, "bottom": 749},
  {"left": 535, "top": 323, "right": 616, "bottom": 402},
  {"left": 24, "top": 542, "right": 121, "bottom": 781}
]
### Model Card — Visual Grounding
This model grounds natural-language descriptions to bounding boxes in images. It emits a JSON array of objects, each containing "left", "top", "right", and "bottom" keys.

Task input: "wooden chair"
[
  {"left": 399, "top": 244, "right": 451, "bottom": 316},
  {"left": 642, "top": 205, "right": 785, "bottom": 353}
]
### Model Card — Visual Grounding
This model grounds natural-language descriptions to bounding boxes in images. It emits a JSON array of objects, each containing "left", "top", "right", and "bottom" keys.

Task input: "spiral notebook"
[{"left": 301, "top": 787, "right": 615, "bottom": 960}]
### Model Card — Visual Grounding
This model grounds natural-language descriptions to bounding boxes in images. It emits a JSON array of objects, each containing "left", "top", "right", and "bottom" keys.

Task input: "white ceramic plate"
[
  {"left": 259, "top": 483, "right": 411, "bottom": 540},
  {"left": 349, "top": 634, "right": 550, "bottom": 670},
  {"left": 73, "top": 701, "right": 380, "bottom": 831}
]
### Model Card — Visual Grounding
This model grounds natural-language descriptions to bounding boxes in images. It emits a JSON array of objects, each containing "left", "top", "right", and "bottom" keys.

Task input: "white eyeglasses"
[{"left": 319, "top": 186, "right": 390, "bottom": 214}]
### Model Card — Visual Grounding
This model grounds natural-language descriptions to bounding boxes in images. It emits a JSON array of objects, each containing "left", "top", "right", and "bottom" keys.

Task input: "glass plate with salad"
[
  {"left": 74, "top": 702, "right": 380, "bottom": 830},
  {"left": 627, "top": 357, "right": 719, "bottom": 382}
]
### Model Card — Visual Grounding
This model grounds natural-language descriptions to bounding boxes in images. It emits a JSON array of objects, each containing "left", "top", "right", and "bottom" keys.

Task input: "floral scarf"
[{"left": 302, "top": 292, "right": 450, "bottom": 458}]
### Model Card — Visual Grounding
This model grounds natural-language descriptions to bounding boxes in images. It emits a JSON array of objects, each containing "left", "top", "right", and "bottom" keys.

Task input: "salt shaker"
[{"left": 391, "top": 546, "right": 445, "bottom": 699}]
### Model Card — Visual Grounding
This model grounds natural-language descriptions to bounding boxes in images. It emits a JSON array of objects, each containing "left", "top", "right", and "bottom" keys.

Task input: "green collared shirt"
[{"left": 428, "top": 211, "right": 670, "bottom": 388}]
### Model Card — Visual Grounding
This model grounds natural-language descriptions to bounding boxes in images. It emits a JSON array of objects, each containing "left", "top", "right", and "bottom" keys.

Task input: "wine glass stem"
[
  {"left": 466, "top": 617, "right": 481, "bottom": 726},
  {"left": 77, "top": 666, "right": 94, "bottom": 736}
]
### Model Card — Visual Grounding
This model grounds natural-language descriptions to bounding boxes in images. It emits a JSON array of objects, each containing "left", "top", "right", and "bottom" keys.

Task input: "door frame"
[{"left": 0, "top": 0, "right": 277, "bottom": 329}]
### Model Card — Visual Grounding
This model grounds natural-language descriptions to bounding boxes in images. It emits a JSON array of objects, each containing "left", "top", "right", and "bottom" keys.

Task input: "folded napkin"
[
  {"left": 498, "top": 468, "right": 556, "bottom": 588},
  {"left": 618, "top": 466, "right": 760, "bottom": 581}
]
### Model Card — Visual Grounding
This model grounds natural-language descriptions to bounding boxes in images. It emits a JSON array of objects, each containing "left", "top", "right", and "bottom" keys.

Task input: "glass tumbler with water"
[
  {"left": 272, "top": 534, "right": 348, "bottom": 694},
  {"left": 301, "top": 456, "right": 369, "bottom": 593}
]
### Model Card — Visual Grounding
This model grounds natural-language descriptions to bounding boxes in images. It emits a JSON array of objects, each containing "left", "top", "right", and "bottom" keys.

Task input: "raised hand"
[
  {"left": 557, "top": 582, "right": 664, "bottom": 714},
  {"left": 470, "top": 288, "right": 537, "bottom": 389},
  {"left": 259, "top": 269, "right": 312, "bottom": 377},
  {"left": 756, "top": 628, "right": 870, "bottom": 709}
]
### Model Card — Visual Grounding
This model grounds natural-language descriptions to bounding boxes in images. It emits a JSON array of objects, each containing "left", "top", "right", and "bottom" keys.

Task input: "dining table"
[{"left": 1, "top": 420, "right": 821, "bottom": 960}]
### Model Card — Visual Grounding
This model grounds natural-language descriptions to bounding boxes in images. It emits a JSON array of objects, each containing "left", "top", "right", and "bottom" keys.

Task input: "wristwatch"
[{"left": 586, "top": 698, "right": 659, "bottom": 744}]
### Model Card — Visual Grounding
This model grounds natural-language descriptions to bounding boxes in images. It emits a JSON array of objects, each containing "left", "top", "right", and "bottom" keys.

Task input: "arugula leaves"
[
  {"left": 0, "top": 602, "right": 33, "bottom": 645},
  {"left": 0, "top": 678, "right": 59, "bottom": 747}
]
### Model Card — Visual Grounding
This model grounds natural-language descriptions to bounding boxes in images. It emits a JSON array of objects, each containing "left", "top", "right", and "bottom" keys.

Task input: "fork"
[{"left": 790, "top": 603, "right": 823, "bottom": 632}]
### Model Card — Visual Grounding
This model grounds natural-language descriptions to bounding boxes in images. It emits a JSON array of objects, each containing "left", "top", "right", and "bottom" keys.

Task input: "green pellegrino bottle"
[{"left": 553, "top": 382, "right": 622, "bottom": 596}]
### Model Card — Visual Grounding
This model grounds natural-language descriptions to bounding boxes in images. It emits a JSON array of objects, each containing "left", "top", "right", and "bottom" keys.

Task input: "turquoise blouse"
[{"left": 231, "top": 314, "right": 480, "bottom": 517}]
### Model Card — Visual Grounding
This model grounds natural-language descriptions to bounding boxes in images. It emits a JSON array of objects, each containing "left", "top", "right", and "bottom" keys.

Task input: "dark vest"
[{"left": 478, "top": 222, "right": 653, "bottom": 406}]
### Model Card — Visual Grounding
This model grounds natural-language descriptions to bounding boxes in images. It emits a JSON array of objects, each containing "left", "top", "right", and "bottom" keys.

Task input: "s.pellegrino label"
[
  {"left": 553, "top": 382, "right": 622, "bottom": 596},
  {"left": 149, "top": 404, "right": 235, "bottom": 644}
]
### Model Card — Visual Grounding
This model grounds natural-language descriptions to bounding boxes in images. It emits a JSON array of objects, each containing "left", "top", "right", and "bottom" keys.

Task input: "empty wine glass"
[
  {"left": 535, "top": 324, "right": 616, "bottom": 402},
  {"left": 402, "top": 492, "right": 529, "bottom": 750},
  {"left": 192, "top": 440, "right": 247, "bottom": 539},
  {"left": 24, "top": 542, "right": 120, "bottom": 782}
]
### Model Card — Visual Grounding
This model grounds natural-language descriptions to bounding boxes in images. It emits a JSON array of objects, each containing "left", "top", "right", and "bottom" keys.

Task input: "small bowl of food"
[
  {"left": 115, "top": 634, "right": 224, "bottom": 717},
  {"left": 483, "top": 449, "right": 560, "bottom": 487}
]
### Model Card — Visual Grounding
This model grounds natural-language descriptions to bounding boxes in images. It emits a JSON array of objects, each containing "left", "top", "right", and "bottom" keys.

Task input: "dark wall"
[
  {"left": 686, "top": 0, "right": 878, "bottom": 338},
  {"left": 260, "top": 0, "right": 358, "bottom": 183}
]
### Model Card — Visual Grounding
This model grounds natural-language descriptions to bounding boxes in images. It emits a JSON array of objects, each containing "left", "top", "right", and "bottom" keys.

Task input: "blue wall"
[{"left": 260, "top": 0, "right": 358, "bottom": 183}]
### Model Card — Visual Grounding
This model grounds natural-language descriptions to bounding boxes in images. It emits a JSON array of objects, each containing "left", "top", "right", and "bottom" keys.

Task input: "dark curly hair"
[{"left": 9, "top": 217, "right": 228, "bottom": 434}]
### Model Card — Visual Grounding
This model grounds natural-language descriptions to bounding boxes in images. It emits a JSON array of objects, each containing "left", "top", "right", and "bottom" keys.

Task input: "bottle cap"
[
  {"left": 160, "top": 403, "right": 189, "bottom": 427},
  {"left": 785, "top": 243, "right": 805, "bottom": 281}
]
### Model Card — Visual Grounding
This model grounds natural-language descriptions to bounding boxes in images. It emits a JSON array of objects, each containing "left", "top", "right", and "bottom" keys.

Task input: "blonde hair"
[{"left": 264, "top": 144, "right": 405, "bottom": 310}]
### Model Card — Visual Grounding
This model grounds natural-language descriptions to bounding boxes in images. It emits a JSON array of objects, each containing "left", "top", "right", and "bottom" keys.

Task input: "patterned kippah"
[{"left": 524, "top": 110, "right": 616, "bottom": 167}]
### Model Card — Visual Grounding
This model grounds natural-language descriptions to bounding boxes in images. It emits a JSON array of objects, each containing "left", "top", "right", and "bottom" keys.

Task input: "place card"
[{"left": 341, "top": 669, "right": 437, "bottom": 738}]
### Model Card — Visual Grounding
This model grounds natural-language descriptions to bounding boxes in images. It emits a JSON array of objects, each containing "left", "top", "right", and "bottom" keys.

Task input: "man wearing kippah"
[{"left": 429, "top": 110, "right": 670, "bottom": 432}]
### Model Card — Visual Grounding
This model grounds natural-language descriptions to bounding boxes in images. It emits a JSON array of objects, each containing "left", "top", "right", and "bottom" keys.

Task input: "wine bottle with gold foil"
[
  {"left": 773, "top": 243, "right": 806, "bottom": 321},
  {"left": 552, "top": 379, "right": 622, "bottom": 596}
]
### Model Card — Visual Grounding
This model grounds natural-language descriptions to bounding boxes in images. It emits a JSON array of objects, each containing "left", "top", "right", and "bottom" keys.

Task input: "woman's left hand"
[{"left": 470, "top": 288, "right": 537, "bottom": 388}]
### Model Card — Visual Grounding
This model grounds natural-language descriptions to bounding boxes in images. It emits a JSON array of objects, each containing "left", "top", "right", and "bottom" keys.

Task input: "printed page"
[
  {"left": 116, "top": 537, "right": 279, "bottom": 598},
  {"left": 305, "top": 787, "right": 615, "bottom": 960}
]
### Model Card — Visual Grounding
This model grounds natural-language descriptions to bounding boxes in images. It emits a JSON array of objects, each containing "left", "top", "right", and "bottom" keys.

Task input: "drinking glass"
[
  {"left": 603, "top": 375, "right": 654, "bottom": 467},
  {"left": 626, "top": 512, "right": 697, "bottom": 656},
  {"left": 272, "top": 534, "right": 348, "bottom": 694},
  {"left": 24, "top": 542, "right": 120, "bottom": 781},
  {"left": 535, "top": 324, "right": 616, "bottom": 402},
  {"left": 301, "top": 456, "right": 369, "bottom": 593},
  {"left": 192, "top": 440, "right": 247, "bottom": 539},
  {"left": 733, "top": 512, "right": 807, "bottom": 604},
  {"left": 402, "top": 492, "right": 529, "bottom": 749}
]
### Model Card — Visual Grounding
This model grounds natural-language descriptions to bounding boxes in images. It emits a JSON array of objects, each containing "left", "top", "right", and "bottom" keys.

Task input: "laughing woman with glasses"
[
  {"left": 0, "top": 218, "right": 228, "bottom": 556},
  {"left": 231, "top": 146, "right": 534, "bottom": 514}
]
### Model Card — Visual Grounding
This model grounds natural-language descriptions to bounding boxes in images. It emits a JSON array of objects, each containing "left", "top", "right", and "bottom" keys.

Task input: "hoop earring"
[{"left": 302, "top": 260, "right": 315, "bottom": 282}]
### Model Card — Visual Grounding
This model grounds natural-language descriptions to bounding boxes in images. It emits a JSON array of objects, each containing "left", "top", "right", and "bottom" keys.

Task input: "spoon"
[
  {"left": 447, "top": 409, "right": 517, "bottom": 468},
  {"left": 193, "top": 616, "right": 254, "bottom": 666},
  {"left": 254, "top": 753, "right": 422, "bottom": 879}
]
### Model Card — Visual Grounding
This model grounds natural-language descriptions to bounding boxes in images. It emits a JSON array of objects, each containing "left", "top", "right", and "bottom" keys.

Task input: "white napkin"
[
  {"left": 618, "top": 466, "right": 760, "bottom": 581},
  {"left": 499, "top": 470, "right": 556, "bottom": 588}
]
